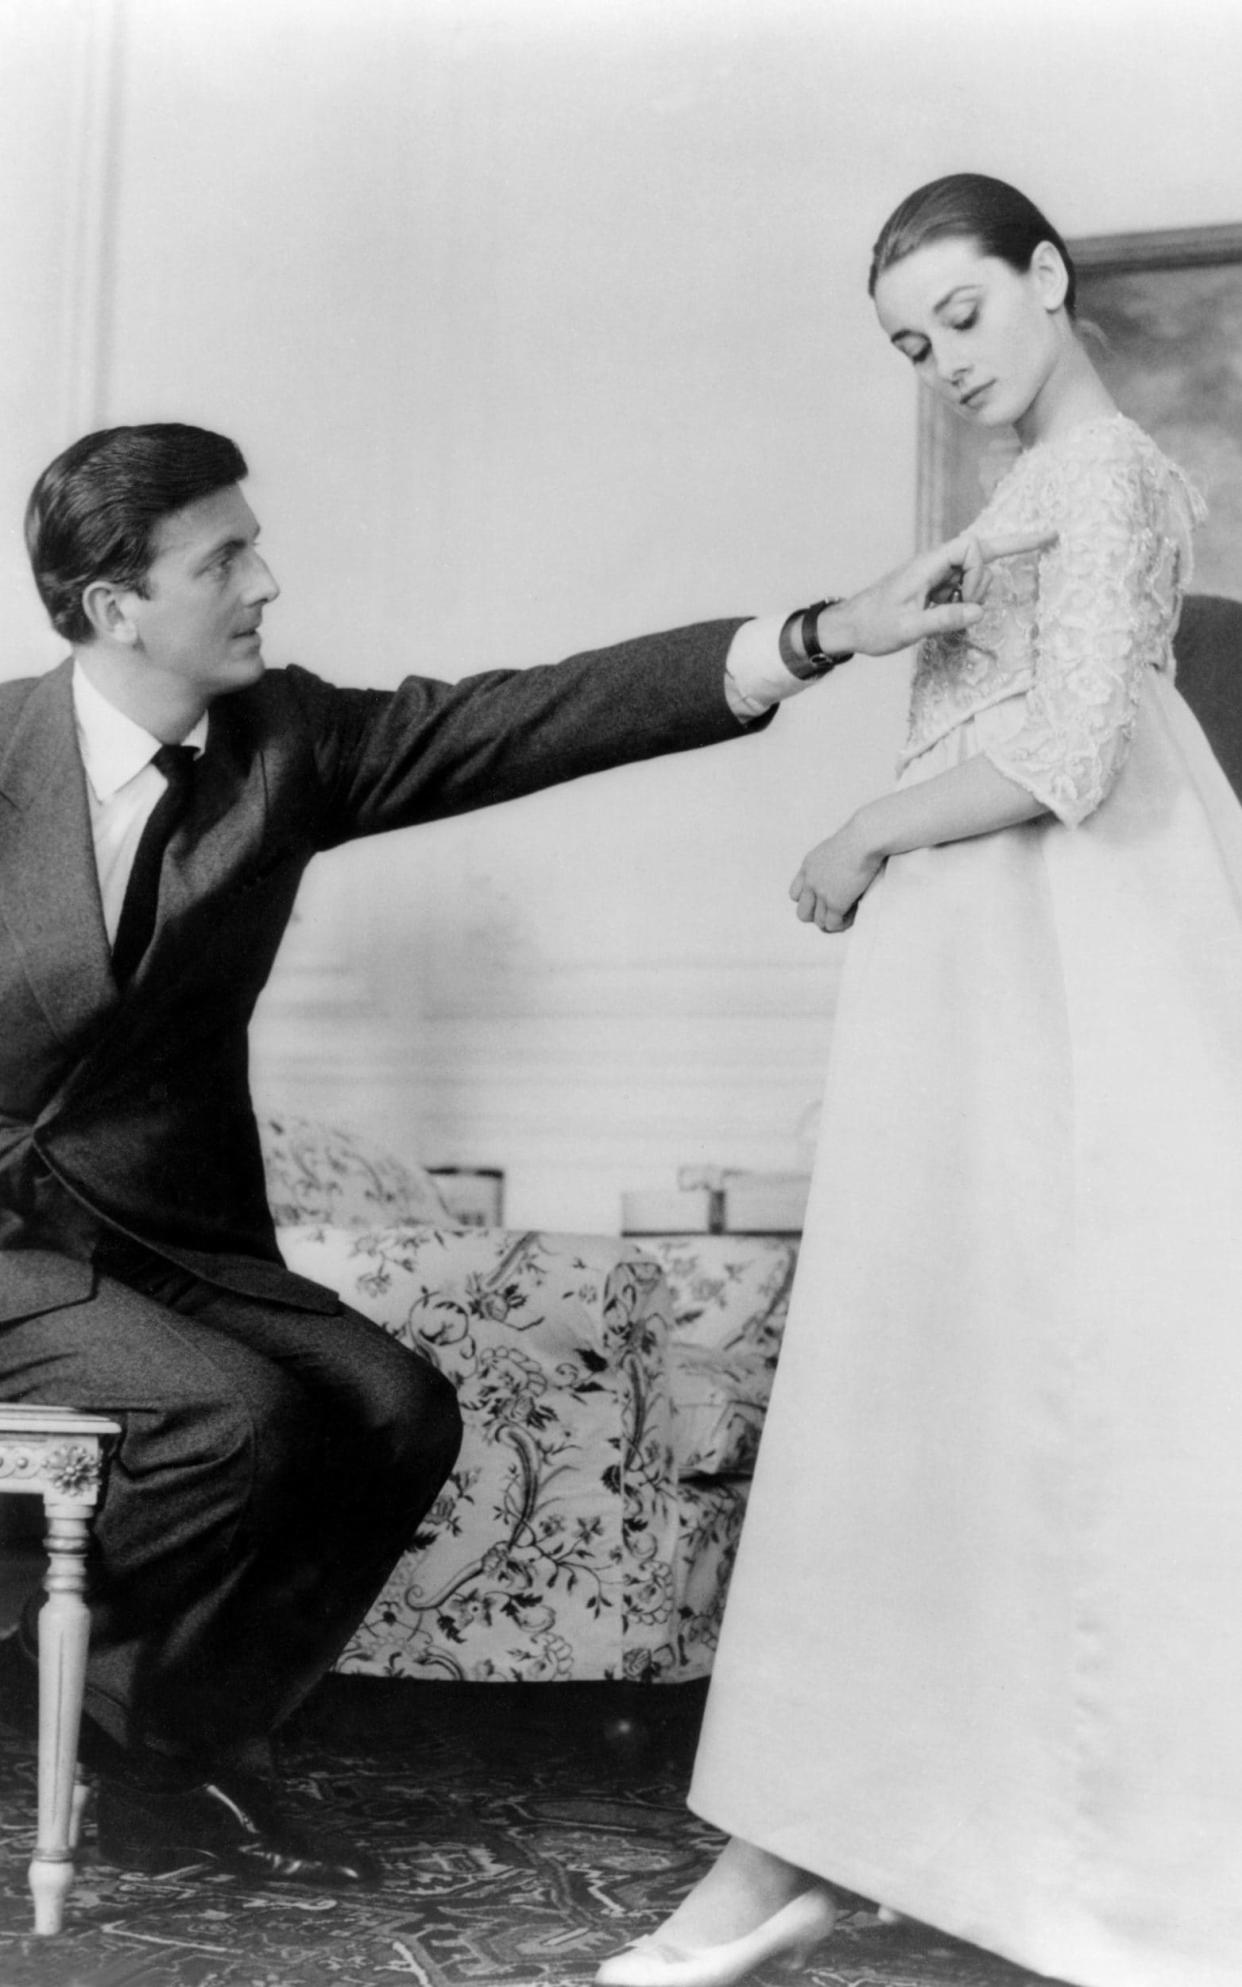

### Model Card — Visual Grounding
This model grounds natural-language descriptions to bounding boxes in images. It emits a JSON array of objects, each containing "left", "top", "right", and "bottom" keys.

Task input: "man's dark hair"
[{"left": 25, "top": 423, "right": 249, "bottom": 644}]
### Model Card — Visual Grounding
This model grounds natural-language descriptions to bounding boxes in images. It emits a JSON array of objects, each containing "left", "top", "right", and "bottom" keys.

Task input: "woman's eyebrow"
[
  {"left": 888, "top": 284, "right": 981, "bottom": 348},
  {"left": 931, "top": 283, "right": 980, "bottom": 316}
]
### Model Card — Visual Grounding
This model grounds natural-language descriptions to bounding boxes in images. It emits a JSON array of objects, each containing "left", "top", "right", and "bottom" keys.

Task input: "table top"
[{"left": 0, "top": 1405, "right": 121, "bottom": 1437}]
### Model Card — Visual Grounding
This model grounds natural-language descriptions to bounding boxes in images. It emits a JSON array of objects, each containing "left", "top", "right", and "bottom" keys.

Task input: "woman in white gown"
[{"left": 598, "top": 173, "right": 1242, "bottom": 1987}]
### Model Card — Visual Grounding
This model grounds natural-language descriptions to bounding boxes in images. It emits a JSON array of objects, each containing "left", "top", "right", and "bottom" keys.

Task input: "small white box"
[
  {"left": 429, "top": 1168, "right": 505, "bottom": 1227},
  {"left": 721, "top": 1173, "right": 811, "bottom": 1234},
  {"left": 620, "top": 1187, "right": 716, "bottom": 1234}
]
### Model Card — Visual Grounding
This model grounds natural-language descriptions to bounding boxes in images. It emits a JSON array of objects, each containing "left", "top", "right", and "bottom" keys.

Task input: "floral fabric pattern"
[
  {"left": 667, "top": 1347, "right": 775, "bottom": 1478},
  {"left": 261, "top": 1111, "right": 451, "bottom": 1227},
  {"left": 261, "top": 1120, "right": 793, "bottom": 1684},
  {"left": 636, "top": 1235, "right": 798, "bottom": 1477}
]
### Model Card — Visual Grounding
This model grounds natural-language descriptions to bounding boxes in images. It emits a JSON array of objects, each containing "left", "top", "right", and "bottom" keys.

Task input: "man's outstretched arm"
[
  {"left": 724, "top": 526, "right": 1056, "bottom": 717},
  {"left": 300, "top": 525, "right": 1057, "bottom": 841}
]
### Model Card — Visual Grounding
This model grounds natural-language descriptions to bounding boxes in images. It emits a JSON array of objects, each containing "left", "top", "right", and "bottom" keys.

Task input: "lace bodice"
[{"left": 904, "top": 414, "right": 1205, "bottom": 825}]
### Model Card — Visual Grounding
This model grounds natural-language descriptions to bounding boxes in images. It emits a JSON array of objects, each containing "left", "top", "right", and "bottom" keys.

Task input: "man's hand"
[
  {"left": 789, "top": 818, "right": 883, "bottom": 933},
  {"left": 820, "top": 525, "right": 1056, "bottom": 657}
]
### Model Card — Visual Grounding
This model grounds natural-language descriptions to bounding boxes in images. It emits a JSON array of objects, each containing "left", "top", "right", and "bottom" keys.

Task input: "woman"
[{"left": 598, "top": 174, "right": 1242, "bottom": 1987}]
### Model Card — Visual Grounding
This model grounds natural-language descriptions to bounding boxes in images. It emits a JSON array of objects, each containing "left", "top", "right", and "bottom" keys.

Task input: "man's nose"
[{"left": 246, "top": 551, "right": 280, "bottom": 604}]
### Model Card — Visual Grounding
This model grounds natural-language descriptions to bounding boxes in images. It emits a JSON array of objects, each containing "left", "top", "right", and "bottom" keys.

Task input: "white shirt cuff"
[{"left": 723, "top": 614, "right": 809, "bottom": 720}]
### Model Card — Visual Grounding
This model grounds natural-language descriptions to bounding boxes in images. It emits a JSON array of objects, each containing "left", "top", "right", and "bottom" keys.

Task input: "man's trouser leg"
[{"left": 0, "top": 1259, "right": 462, "bottom": 1770}]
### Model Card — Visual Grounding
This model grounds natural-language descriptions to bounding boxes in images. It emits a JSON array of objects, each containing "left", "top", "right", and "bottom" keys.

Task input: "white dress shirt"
[{"left": 72, "top": 665, "right": 209, "bottom": 945}]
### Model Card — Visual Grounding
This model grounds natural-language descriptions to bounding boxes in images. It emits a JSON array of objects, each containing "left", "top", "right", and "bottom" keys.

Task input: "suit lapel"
[
  {"left": 0, "top": 667, "right": 274, "bottom": 1021},
  {"left": 0, "top": 660, "right": 116, "bottom": 1045}
]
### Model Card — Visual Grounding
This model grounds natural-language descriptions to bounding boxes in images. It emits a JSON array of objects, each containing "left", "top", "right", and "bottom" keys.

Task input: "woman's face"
[{"left": 872, "top": 234, "right": 1068, "bottom": 438}]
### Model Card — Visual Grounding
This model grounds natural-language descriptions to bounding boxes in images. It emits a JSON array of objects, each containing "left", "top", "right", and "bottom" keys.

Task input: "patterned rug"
[{"left": 0, "top": 1679, "right": 1059, "bottom": 1987}]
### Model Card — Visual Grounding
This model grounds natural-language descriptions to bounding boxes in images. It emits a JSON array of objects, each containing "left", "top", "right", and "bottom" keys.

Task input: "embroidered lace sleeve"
[{"left": 982, "top": 426, "right": 1200, "bottom": 827}]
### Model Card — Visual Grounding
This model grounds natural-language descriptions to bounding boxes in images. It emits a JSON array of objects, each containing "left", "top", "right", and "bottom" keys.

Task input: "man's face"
[{"left": 119, "top": 483, "right": 279, "bottom": 702}]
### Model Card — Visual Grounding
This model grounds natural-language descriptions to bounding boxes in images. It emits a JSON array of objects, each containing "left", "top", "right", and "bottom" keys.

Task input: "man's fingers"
[
  {"left": 794, "top": 885, "right": 817, "bottom": 923},
  {"left": 789, "top": 868, "right": 807, "bottom": 903},
  {"left": 912, "top": 600, "right": 984, "bottom": 638},
  {"left": 916, "top": 539, "right": 971, "bottom": 593},
  {"left": 972, "top": 526, "right": 1057, "bottom": 564},
  {"left": 960, "top": 545, "right": 990, "bottom": 605},
  {"left": 928, "top": 523, "right": 1056, "bottom": 582},
  {"left": 924, "top": 569, "right": 965, "bottom": 607}
]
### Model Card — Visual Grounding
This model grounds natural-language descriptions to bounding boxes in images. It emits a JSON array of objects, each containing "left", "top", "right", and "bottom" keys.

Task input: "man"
[{"left": 0, "top": 423, "right": 1036, "bottom": 1890}]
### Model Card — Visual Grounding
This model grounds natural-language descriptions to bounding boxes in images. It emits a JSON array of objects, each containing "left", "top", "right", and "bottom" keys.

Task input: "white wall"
[{"left": 4, "top": 0, "right": 1241, "bottom": 1225}]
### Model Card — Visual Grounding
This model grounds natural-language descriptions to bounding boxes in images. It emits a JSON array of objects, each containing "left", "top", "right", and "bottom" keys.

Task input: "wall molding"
[
  {"left": 58, "top": 0, "right": 123, "bottom": 437},
  {"left": 413, "top": 957, "right": 846, "bottom": 1021}
]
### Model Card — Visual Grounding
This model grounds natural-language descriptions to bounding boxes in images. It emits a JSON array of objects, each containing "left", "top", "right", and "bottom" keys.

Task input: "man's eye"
[{"left": 948, "top": 311, "right": 978, "bottom": 332}]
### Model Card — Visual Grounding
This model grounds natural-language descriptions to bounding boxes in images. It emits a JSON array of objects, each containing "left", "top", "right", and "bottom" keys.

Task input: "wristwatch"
[{"left": 778, "top": 598, "right": 855, "bottom": 679}]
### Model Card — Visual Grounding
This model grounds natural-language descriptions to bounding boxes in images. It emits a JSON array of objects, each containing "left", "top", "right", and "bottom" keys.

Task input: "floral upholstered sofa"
[{"left": 260, "top": 1115, "right": 798, "bottom": 1684}]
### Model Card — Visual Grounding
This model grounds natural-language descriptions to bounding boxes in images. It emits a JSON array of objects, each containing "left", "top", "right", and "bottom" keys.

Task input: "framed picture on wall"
[{"left": 916, "top": 221, "right": 1242, "bottom": 600}]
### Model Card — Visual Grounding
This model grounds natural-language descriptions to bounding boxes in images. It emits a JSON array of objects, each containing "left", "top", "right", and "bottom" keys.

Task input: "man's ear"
[
  {"left": 1031, "top": 240, "right": 1070, "bottom": 313},
  {"left": 80, "top": 580, "right": 140, "bottom": 647}
]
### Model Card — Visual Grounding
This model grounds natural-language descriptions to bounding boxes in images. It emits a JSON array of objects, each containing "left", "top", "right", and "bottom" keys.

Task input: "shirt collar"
[{"left": 72, "top": 663, "right": 209, "bottom": 802}]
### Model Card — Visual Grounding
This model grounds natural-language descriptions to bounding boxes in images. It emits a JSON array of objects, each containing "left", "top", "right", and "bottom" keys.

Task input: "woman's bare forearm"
[{"left": 853, "top": 753, "right": 1046, "bottom": 864}]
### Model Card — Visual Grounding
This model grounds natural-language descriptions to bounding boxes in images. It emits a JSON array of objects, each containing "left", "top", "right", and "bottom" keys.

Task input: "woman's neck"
[{"left": 1014, "top": 333, "right": 1115, "bottom": 450}]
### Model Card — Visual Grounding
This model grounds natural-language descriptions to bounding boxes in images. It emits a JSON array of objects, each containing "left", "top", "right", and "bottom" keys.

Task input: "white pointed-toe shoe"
[{"left": 593, "top": 1886, "right": 838, "bottom": 1987}]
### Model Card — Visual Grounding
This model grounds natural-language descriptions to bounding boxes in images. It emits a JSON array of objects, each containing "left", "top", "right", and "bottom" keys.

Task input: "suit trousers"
[{"left": 0, "top": 1243, "right": 462, "bottom": 1768}]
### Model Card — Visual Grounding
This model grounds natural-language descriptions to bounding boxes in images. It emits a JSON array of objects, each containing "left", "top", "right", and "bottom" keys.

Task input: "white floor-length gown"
[{"left": 690, "top": 416, "right": 1242, "bottom": 1987}]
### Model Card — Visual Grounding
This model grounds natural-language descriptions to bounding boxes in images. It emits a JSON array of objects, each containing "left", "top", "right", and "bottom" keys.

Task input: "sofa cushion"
[{"left": 261, "top": 1113, "right": 451, "bottom": 1229}]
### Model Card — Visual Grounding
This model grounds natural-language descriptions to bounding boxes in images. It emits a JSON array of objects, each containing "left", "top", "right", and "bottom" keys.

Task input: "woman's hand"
[{"left": 789, "top": 819, "right": 884, "bottom": 933}]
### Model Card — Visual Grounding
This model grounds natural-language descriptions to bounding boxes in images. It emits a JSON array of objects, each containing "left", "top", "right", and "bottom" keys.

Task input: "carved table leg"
[{"left": 29, "top": 1497, "right": 93, "bottom": 1936}]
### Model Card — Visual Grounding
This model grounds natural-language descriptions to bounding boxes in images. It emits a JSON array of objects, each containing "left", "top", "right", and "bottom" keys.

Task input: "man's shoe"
[{"left": 95, "top": 1772, "right": 383, "bottom": 1888}]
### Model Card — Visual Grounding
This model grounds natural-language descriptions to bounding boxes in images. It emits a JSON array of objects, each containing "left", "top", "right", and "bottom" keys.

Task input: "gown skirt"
[{"left": 690, "top": 672, "right": 1242, "bottom": 1987}]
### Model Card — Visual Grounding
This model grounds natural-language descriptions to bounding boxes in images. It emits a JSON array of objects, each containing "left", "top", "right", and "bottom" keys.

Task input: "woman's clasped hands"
[{"left": 790, "top": 817, "right": 882, "bottom": 933}]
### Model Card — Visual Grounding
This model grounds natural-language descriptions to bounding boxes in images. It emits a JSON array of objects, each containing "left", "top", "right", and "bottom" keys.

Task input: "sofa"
[{"left": 261, "top": 1115, "right": 797, "bottom": 1683}]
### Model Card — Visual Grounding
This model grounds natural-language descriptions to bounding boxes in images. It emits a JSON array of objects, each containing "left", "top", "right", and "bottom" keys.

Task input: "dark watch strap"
[{"left": 778, "top": 599, "right": 855, "bottom": 680}]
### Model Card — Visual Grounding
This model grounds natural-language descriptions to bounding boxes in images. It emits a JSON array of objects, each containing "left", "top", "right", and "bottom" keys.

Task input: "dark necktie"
[{"left": 111, "top": 744, "right": 198, "bottom": 987}]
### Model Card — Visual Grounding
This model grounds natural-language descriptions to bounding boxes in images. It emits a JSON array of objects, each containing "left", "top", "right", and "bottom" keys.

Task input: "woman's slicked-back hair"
[
  {"left": 25, "top": 423, "right": 249, "bottom": 644},
  {"left": 868, "top": 173, "right": 1077, "bottom": 318}
]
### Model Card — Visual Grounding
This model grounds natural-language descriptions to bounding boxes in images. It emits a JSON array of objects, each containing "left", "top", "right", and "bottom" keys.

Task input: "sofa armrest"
[
  {"left": 627, "top": 1235, "right": 798, "bottom": 1480},
  {"left": 278, "top": 1221, "right": 680, "bottom": 1681},
  {"left": 634, "top": 1234, "right": 798, "bottom": 1364},
  {"left": 261, "top": 1113, "right": 451, "bottom": 1229},
  {"left": 276, "top": 1222, "right": 668, "bottom": 1367}
]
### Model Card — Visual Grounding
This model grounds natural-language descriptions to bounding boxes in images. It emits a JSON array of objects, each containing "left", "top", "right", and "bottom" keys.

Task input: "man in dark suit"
[{"left": 0, "top": 423, "right": 1033, "bottom": 1889}]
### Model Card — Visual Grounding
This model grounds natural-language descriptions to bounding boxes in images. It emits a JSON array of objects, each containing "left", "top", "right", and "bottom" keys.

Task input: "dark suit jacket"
[{"left": 0, "top": 620, "right": 755, "bottom": 1325}]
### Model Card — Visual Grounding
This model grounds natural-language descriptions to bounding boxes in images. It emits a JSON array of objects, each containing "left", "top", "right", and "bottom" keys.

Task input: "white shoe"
[{"left": 593, "top": 1886, "right": 838, "bottom": 1987}]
